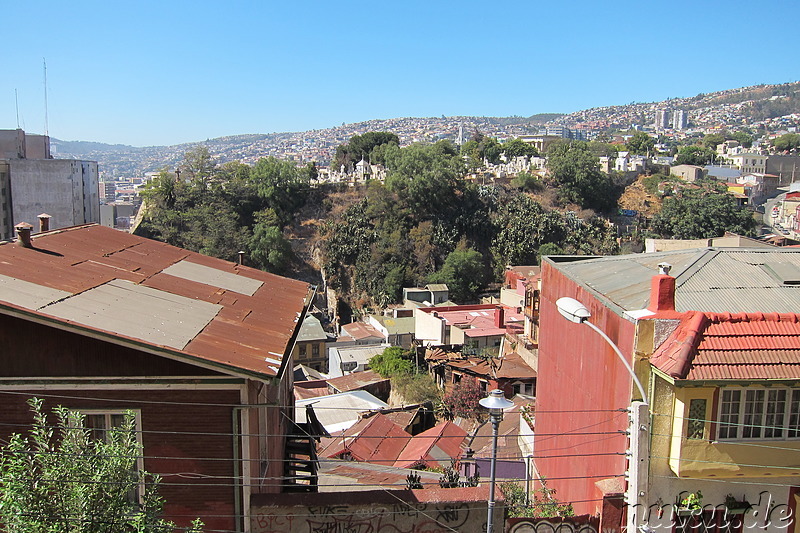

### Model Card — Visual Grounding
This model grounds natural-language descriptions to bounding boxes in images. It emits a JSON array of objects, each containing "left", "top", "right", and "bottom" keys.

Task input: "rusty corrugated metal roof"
[
  {"left": 0, "top": 224, "right": 312, "bottom": 379},
  {"left": 651, "top": 312, "right": 800, "bottom": 381}
]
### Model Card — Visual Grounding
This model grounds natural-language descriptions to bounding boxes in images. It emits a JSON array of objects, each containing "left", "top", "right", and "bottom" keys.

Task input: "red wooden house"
[{"left": 0, "top": 223, "right": 314, "bottom": 531}]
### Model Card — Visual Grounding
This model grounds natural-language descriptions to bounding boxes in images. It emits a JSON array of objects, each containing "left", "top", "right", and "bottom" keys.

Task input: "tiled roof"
[
  {"left": 651, "top": 312, "right": 800, "bottom": 380},
  {"left": 0, "top": 225, "right": 312, "bottom": 379}
]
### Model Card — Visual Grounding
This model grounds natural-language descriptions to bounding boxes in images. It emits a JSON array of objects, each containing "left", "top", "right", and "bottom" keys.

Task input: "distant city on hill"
[{"left": 51, "top": 81, "right": 800, "bottom": 178}]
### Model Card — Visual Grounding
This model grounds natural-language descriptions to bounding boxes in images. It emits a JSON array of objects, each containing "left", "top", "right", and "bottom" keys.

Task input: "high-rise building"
[
  {"left": 655, "top": 109, "right": 670, "bottom": 130},
  {"left": 673, "top": 109, "right": 687, "bottom": 130},
  {"left": 0, "top": 129, "right": 99, "bottom": 240}
]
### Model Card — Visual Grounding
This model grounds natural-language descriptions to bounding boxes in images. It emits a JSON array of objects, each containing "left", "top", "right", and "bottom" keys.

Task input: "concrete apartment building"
[{"left": 0, "top": 129, "right": 99, "bottom": 239}]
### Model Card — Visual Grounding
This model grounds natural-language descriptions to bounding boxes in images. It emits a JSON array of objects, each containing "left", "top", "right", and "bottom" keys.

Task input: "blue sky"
[{"left": 3, "top": 0, "right": 798, "bottom": 147}]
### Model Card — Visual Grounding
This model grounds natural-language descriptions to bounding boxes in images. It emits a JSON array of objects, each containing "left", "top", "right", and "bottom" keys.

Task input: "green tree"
[
  {"left": 249, "top": 157, "right": 310, "bottom": 226},
  {"left": 428, "top": 246, "right": 487, "bottom": 303},
  {"left": 674, "top": 145, "right": 715, "bottom": 166},
  {"left": 370, "top": 346, "right": 415, "bottom": 377},
  {"left": 625, "top": 131, "right": 655, "bottom": 155},
  {"left": 511, "top": 171, "right": 542, "bottom": 192},
  {"left": 333, "top": 132, "right": 400, "bottom": 169},
  {"left": 182, "top": 145, "right": 217, "bottom": 182},
  {"left": 249, "top": 222, "right": 292, "bottom": 273},
  {"left": 650, "top": 184, "right": 757, "bottom": 239},
  {"left": 701, "top": 133, "right": 725, "bottom": 151},
  {"left": 546, "top": 141, "right": 618, "bottom": 212},
  {"left": 0, "top": 398, "right": 203, "bottom": 533},
  {"left": 491, "top": 195, "right": 566, "bottom": 269},
  {"left": 728, "top": 130, "right": 753, "bottom": 148},
  {"left": 503, "top": 138, "right": 539, "bottom": 159},
  {"left": 772, "top": 133, "right": 800, "bottom": 152}
]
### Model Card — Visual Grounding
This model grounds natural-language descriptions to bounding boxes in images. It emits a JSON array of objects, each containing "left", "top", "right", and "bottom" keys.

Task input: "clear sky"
[{"left": 3, "top": 0, "right": 798, "bottom": 147}]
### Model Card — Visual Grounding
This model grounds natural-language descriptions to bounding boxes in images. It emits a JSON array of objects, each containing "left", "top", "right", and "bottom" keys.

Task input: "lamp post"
[
  {"left": 479, "top": 389, "right": 514, "bottom": 533},
  {"left": 555, "top": 297, "right": 649, "bottom": 533}
]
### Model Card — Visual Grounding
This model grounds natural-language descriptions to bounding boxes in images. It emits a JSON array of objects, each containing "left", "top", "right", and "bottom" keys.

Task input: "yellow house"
[{"left": 648, "top": 311, "right": 800, "bottom": 533}]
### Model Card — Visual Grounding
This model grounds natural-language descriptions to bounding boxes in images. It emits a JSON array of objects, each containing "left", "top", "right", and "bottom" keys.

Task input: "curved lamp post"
[
  {"left": 555, "top": 297, "right": 649, "bottom": 533},
  {"left": 479, "top": 389, "right": 514, "bottom": 533},
  {"left": 555, "top": 297, "right": 648, "bottom": 404}
]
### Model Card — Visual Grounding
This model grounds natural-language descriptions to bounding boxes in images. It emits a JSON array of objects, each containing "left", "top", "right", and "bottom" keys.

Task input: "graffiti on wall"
[
  {"left": 252, "top": 501, "right": 488, "bottom": 533},
  {"left": 507, "top": 518, "right": 599, "bottom": 533}
]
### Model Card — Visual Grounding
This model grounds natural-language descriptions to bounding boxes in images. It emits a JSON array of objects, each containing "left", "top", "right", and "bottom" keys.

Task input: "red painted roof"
[
  {"left": 651, "top": 312, "right": 800, "bottom": 380},
  {"left": 320, "top": 413, "right": 410, "bottom": 463},
  {"left": 394, "top": 421, "right": 467, "bottom": 469},
  {"left": 0, "top": 224, "right": 312, "bottom": 378},
  {"left": 341, "top": 321, "right": 384, "bottom": 341}
]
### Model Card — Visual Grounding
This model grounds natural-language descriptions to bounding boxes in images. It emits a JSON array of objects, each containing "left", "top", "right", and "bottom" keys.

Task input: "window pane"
[
  {"left": 765, "top": 389, "right": 786, "bottom": 438},
  {"left": 719, "top": 390, "right": 741, "bottom": 439},
  {"left": 742, "top": 390, "right": 764, "bottom": 439},
  {"left": 789, "top": 390, "right": 800, "bottom": 438}
]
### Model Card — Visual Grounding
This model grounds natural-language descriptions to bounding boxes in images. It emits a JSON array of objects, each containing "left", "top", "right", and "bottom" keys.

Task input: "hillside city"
[{"left": 0, "top": 80, "right": 799, "bottom": 533}]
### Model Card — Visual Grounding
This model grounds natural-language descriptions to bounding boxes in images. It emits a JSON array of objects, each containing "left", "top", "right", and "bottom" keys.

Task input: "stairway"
[{"left": 283, "top": 422, "right": 319, "bottom": 492}]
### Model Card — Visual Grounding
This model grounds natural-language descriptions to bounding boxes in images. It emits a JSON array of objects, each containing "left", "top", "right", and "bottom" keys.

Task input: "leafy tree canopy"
[
  {"left": 674, "top": 145, "right": 715, "bottom": 166},
  {"left": 429, "top": 245, "right": 488, "bottom": 303},
  {"left": 650, "top": 182, "right": 757, "bottom": 239},
  {"left": 370, "top": 346, "right": 415, "bottom": 377},
  {"left": 546, "top": 140, "right": 618, "bottom": 212},
  {"left": 333, "top": 132, "right": 399, "bottom": 169},
  {"left": 625, "top": 131, "right": 655, "bottom": 155},
  {"left": 0, "top": 398, "right": 203, "bottom": 533},
  {"left": 772, "top": 133, "right": 800, "bottom": 152}
]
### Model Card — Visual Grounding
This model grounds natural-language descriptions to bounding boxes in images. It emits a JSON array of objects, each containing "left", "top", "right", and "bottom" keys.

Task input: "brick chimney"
[
  {"left": 38, "top": 213, "right": 51, "bottom": 233},
  {"left": 648, "top": 262, "right": 675, "bottom": 313},
  {"left": 15, "top": 222, "right": 33, "bottom": 248},
  {"left": 494, "top": 306, "right": 505, "bottom": 328}
]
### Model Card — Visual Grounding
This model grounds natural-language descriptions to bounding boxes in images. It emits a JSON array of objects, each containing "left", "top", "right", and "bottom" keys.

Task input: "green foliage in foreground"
[
  {"left": 0, "top": 398, "right": 203, "bottom": 533},
  {"left": 501, "top": 478, "right": 575, "bottom": 518}
]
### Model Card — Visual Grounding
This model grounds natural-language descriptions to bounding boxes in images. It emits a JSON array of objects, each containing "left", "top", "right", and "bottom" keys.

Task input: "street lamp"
[
  {"left": 479, "top": 389, "right": 514, "bottom": 533},
  {"left": 555, "top": 297, "right": 648, "bottom": 404},
  {"left": 555, "top": 296, "right": 649, "bottom": 533}
]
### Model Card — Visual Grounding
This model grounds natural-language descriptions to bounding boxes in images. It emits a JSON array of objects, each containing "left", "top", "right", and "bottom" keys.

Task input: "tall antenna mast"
[
  {"left": 43, "top": 58, "right": 49, "bottom": 136},
  {"left": 15, "top": 89, "right": 20, "bottom": 129}
]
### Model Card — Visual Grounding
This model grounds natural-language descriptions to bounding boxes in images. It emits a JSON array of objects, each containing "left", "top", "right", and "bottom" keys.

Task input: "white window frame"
[
  {"left": 716, "top": 387, "right": 800, "bottom": 441},
  {"left": 73, "top": 409, "right": 145, "bottom": 502}
]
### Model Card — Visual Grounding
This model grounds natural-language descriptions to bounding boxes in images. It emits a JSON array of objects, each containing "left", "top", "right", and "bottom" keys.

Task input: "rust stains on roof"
[{"left": 0, "top": 224, "right": 312, "bottom": 379}]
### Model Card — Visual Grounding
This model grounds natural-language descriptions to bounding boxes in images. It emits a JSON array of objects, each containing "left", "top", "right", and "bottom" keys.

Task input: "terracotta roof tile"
[{"left": 652, "top": 312, "right": 800, "bottom": 381}]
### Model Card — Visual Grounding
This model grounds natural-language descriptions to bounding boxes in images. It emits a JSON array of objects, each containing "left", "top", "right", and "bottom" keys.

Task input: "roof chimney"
[
  {"left": 494, "top": 306, "right": 505, "bottom": 328},
  {"left": 648, "top": 262, "right": 675, "bottom": 312},
  {"left": 15, "top": 222, "right": 33, "bottom": 248},
  {"left": 38, "top": 213, "right": 51, "bottom": 233}
]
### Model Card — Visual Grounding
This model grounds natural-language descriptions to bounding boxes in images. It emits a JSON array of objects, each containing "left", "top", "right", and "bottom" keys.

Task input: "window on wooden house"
[{"left": 75, "top": 409, "right": 144, "bottom": 502}]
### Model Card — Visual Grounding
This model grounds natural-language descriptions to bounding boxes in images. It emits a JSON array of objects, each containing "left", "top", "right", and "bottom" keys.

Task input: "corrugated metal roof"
[
  {"left": 0, "top": 225, "right": 312, "bottom": 378},
  {"left": 162, "top": 260, "right": 263, "bottom": 295},
  {"left": 0, "top": 273, "right": 71, "bottom": 309},
  {"left": 43, "top": 279, "right": 221, "bottom": 350},
  {"left": 550, "top": 249, "right": 800, "bottom": 313}
]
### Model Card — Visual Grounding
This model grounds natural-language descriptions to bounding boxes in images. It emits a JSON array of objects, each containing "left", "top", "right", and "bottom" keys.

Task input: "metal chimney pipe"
[
  {"left": 38, "top": 213, "right": 51, "bottom": 233},
  {"left": 15, "top": 222, "right": 33, "bottom": 248}
]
